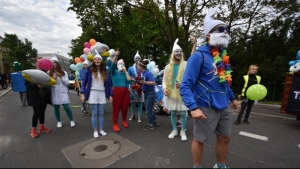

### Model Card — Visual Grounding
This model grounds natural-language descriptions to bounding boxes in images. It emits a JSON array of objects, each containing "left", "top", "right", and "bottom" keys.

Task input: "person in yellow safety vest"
[{"left": 235, "top": 65, "right": 261, "bottom": 125}]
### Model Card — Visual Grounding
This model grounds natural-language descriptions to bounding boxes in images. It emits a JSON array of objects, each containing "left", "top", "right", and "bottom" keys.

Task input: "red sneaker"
[
  {"left": 113, "top": 124, "right": 120, "bottom": 132},
  {"left": 40, "top": 126, "right": 52, "bottom": 133},
  {"left": 31, "top": 128, "right": 39, "bottom": 138},
  {"left": 122, "top": 121, "right": 129, "bottom": 128}
]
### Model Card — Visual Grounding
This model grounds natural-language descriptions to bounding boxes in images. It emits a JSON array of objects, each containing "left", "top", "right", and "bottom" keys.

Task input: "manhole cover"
[{"left": 79, "top": 139, "right": 121, "bottom": 160}]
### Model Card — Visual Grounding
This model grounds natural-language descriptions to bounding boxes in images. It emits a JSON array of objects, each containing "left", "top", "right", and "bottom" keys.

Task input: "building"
[
  {"left": 38, "top": 53, "right": 72, "bottom": 73},
  {"left": 0, "top": 36, "right": 9, "bottom": 73}
]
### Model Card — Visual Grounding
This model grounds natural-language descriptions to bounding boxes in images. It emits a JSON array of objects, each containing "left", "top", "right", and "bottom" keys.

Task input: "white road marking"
[
  {"left": 298, "top": 144, "right": 300, "bottom": 148},
  {"left": 239, "top": 131, "right": 268, "bottom": 141}
]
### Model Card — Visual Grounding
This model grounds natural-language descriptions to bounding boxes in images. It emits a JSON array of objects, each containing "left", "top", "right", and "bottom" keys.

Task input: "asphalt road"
[{"left": 0, "top": 88, "right": 299, "bottom": 168}]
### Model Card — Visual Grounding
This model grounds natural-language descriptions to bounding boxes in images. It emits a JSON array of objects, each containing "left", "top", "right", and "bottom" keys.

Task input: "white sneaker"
[
  {"left": 168, "top": 130, "right": 178, "bottom": 139},
  {"left": 57, "top": 122, "right": 62, "bottom": 128},
  {"left": 129, "top": 114, "right": 135, "bottom": 120},
  {"left": 213, "top": 163, "right": 226, "bottom": 168},
  {"left": 138, "top": 116, "right": 142, "bottom": 123},
  {"left": 70, "top": 121, "right": 75, "bottom": 127},
  {"left": 99, "top": 130, "right": 107, "bottom": 136},
  {"left": 94, "top": 131, "right": 99, "bottom": 138},
  {"left": 180, "top": 131, "right": 187, "bottom": 141}
]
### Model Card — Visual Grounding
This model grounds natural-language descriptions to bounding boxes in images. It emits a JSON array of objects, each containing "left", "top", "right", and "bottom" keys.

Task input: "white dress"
[
  {"left": 162, "top": 63, "right": 189, "bottom": 113},
  {"left": 51, "top": 71, "right": 70, "bottom": 105},
  {"left": 88, "top": 72, "right": 107, "bottom": 104}
]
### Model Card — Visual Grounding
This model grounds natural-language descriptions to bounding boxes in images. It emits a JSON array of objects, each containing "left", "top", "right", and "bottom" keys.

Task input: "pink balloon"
[
  {"left": 38, "top": 58, "right": 53, "bottom": 71},
  {"left": 83, "top": 47, "right": 90, "bottom": 55},
  {"left": 84, "top": 42, "right": 91, "bottom": 48}
]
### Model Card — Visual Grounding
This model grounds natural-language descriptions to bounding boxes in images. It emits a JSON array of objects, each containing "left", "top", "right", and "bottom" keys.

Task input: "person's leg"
[
  {"left": 144, "top": 91, "right": 157, "bottom": 130},
  {"left": 22, "top": 92, "right": 27, "bottom": 106},
  {"left": 62, "top": 104, "right": 74, "bottom": 121},
  {"left": 112, "top": 88, "right": 122, "bottom": 132},
  {"left": 180, "top": 111, "right": 187, "bottom": 131},
  {"left": 90, "top": 104, "right": 98, "bottom": 131},
  {"left": 192, "top": 139, "right": 204, "bottom": 168},
  {"left": 31, "top": 106, "right": 40, "bottom": 138},
  {"left": 137, "top": 102, "right": 143, "bottom": 117},
  {"left": 121, "top": 89, "right": 130, "bottom": 128},
  {"left": 168, "top": 110, "right": 178, "bottom": 139},
  {"left": 53, "top": 105, "right": 61, "bottom": 122},
  {"left": 39, "top": 103, "right": 51, "bottom": 133},
  {"left": 215, "top": 135, "right": 230, "bottom": 166},
  {"left": 244, "top": 100, "right": 254, "bottom": 123},
  {"left": 235, "top": 97, "right": 247, "bottom": 124},
  {"left": 98, "top": 104, "right": 107, "bottom": 135},
  {"left": 129, "top": 102, "right": 136, "bottom": 120}
]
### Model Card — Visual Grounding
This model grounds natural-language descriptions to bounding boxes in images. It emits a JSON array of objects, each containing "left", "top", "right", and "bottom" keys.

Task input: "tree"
[{"left": 1, "top": 33, "right": 38, "bottom": 72}]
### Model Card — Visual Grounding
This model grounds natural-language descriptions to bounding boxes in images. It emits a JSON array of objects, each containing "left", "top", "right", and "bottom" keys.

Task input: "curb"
[{"left": 0, "top": 88, "right": 12, "bottom": 98}]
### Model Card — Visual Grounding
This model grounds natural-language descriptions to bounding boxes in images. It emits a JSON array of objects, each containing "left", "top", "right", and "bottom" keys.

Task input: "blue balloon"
[
  {"left": 76, "top": 63, "right": 83, "bottom": 70},
  {"left": 296, "top": 50, "right": 300, "bottom": 60}
]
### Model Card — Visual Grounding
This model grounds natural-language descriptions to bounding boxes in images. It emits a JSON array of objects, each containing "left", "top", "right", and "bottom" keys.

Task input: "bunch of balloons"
[
  {"left": 288, "top": 50, "right": 300, "bottom": 73},
  {"left": 146, "top": 60, "right": 160, "bottom": 78}
]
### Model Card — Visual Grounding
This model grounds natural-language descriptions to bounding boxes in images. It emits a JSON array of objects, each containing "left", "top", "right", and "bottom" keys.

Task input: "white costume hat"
[
  {"left": 172, "top": 38, "right": 182, "bottom": 52},
  {"left": 204, "top": 6, "right": 226, "bottom": 36},
  {"left": 83, "top": 60, "right": 89, "bottom": 65},
  {"left": 51, "top": 54, "right": 59, "bottom": 62},
  {"left": 93, "top": 49, "right": 102, "bottom": 60},
  {"left": 134, "top": 51, "right": 141, "bottom": 61}
]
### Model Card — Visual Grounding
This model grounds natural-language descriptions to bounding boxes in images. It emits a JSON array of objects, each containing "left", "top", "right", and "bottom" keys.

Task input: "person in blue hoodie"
[
  {"left": 180, "top": 7, "right": 240, "bottom": 169},
  {"left": 79, "top": 60, "right": 89, "bottom": 116}
]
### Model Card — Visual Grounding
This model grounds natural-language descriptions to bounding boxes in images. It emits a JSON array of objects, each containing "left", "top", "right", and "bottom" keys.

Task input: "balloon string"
[{"left": 238, "top": 98, "right": 248, "bottom": 104}]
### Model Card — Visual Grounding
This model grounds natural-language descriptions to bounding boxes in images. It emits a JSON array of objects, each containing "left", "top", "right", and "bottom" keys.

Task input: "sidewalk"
[{"left": 0, "top": 87, "right": 11, "bottom": 98}]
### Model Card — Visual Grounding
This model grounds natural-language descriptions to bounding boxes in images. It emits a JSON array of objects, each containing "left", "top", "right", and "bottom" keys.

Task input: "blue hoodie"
[{"left": 180, "top": 44, "right": 235, "bottom": 111}]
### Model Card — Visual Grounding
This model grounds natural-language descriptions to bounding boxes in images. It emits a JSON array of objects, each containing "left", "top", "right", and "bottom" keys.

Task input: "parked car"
[{"left": 68, "top": 75, "right": 75, "bottom": 89}]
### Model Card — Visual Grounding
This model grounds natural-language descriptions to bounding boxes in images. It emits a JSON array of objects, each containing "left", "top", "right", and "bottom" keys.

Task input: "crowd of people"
[{"left": 7, "top": 6, "right": 265, "bottom": 169}]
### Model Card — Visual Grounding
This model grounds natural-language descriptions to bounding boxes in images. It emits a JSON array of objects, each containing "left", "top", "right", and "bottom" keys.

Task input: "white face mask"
[
  {"left": 52, "top": 62, "right": 57, "bottom": 69},
  {"left": 117, "top": 63, "right": 124, "bottom": 71},
  {"left": 209, "top": 32, "right": 231, "bottom": 48}
]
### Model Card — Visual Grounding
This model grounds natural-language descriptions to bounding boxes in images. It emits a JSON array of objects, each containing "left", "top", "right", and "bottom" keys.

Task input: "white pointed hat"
[
  {"left": 172, "top": 38, "right": 181, "bottom": 52},
  {"left": 134, "top": 50, "right": 141, "bottom": 61},
  {"left": 83, "top": 59, "right": 89, "bottom": 65},
  {"left": 51, "top": 53, "right": 58, "bottom": 62},
  {"left": 93, "top": 49, "right": 102, "bottom": 60},
  {"left": 204, "top": 6, "right": 226, "bottom": 36}
]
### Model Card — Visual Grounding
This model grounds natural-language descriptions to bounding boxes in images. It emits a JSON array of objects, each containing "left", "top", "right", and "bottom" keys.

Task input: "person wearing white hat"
[
  {"left": 110, "top": 50, "right": 132, "bottom": 132},
  {"left": 127, "top": 51, "right": 144, "bottom": 122},
  {"left": 79, "top": 59, "right": 90, "bottom": 116},
  {"left": 80, "top": 52, "right": 113, "bottom": 138},
  {"left": 49, "top": 55, "right": 76, "bottom": 128},
  {"left": 180, "top": 7, "right": 240, "bottom": 168},
  {"left": 163, "top": 38, "right": 189, "bottom": 141}
]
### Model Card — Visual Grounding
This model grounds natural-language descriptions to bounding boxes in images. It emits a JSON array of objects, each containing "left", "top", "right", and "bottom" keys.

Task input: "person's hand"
[
  {"left": 140, "top": 79, "right": 145, "bottom": 84},
  {"left": 122, "top": 66, "right": 127, "bottom": 72},
  {"left": 238, "top": 95, "right": 242, "bottom": 99},
  {"left": 175, "top": 82, "right": 181, "bottom": 89},
  {"left": 231, "top": 99, "right": 241, "bottom": 112},
  {"left": 113, "top": 49, "right": 120, "bottom": 63},
  {"left": 163, "top": 88, "right": 169, "bottom": 97},
  {"left": 190, "top": 35, "right": 197, "bottom": 44},
  {"left": 81, "top": 94, "right": 85, "bottom": 102},
  {"left": 108, "top": 96, "right": 113, "bottom": 102},
  {"left": 37, "top": 84, "right": 43, "bottom": 88},
  {"left": 191, "top": 108, "right": 206, "bottom": 120}
]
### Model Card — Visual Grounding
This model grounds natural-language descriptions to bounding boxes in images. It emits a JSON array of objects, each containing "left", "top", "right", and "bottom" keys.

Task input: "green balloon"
[{"left": 246, "top": 84, "right": 267, "bottom": 100}]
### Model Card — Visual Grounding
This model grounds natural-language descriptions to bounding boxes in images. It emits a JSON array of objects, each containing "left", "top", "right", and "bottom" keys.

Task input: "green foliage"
[{"left": 1, "top": 33, "right": 38, "bottom": 72}]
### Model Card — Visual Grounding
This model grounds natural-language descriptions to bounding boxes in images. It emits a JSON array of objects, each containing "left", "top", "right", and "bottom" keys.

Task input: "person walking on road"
[
  {"left": 110, "top": 50, "right": 132, "bottom": 132},
  {"left": 180, "top": 7, "right": 240, "bottom": 168},
  {"left": 162, "top": 38, "right": 189, "bottom": 141},
  {"left": 49, "top": 55, "right": 75, "bottom": 128},
  {"left": 138, "top": 59, "right": 160, "bottom": 130},
  {"left": 80, "top": 51, "right": 113, "bottom": 138},
  {"left": 25, "top": 57, "right": 52, "bottom": 138},
  {"left": 235, "top": 65, "right": 261, "bottom": 125},
  {"left": 79, "top": 60, "right": 90, "bottom": 116},
  {"left": 127, "top": 51, "right": 144, "bottom": 122}
]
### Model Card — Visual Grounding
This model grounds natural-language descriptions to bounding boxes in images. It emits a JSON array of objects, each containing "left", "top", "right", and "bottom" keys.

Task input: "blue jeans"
[
  {"left": 90, "top": 104, "right": 106, "bottom": 130},
  {"left": 144, "top": 90, "right": 157, "bottom": 125}
]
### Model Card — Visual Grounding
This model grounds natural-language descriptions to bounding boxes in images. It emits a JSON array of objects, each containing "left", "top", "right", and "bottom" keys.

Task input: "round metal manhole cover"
[{"left": 79, "top": 139, "right": 121, "bottom": 160}]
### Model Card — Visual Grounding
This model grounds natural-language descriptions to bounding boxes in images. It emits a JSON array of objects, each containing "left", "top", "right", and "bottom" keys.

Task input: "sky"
[{"left": 0, "top": 0, "right": 82, "bottom": 59}]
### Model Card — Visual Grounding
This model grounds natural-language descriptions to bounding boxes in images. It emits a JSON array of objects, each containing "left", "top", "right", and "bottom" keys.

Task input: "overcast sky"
[{"left": 0, "top": 0, "right": 82, "bottom": 59}]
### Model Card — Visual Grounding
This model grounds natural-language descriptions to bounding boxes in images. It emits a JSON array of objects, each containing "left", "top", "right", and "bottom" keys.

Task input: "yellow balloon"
[
  {"left": 87, "top": 54, "right": 94, "bottom": 62},
  {"left": 101, "top": 50, "right": 110, "bottom": 57}
]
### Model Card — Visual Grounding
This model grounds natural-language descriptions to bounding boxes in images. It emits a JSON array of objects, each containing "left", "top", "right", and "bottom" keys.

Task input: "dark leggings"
[
  {"left": 32, "top": 103, "right": 47, "bottom": 127},
  {"left": 238, "top": 96, "right": 255, "bottom": 120}
]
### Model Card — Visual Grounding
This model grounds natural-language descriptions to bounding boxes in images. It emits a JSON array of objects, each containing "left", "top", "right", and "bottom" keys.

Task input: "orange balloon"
[
  {"left": 74, "top": 57, "right": 82, "bottom": 63},
  {"left": 89, "top": 39, "right": 96, "bottom": 46}
]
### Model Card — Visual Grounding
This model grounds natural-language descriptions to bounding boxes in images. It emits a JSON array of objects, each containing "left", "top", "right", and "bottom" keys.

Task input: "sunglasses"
[
  {"left": 211, "top": 26, "right": 229, "bottom": 33},
  {"left": 174, "top": 50, "right": 182, "bottom": 55}
]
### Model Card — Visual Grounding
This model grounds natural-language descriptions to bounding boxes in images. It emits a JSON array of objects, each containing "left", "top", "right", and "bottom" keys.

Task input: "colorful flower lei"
[{"left": 210, "top": 46, "right": 232, "bottom": 85}]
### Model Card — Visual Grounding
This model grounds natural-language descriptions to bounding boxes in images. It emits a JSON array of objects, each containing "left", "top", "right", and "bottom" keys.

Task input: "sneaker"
[
  {"left": 213, "top": 163, "right": 226, "bottom": 168},
  {"left": 234, "top": 119, "right": 241, "bottom": 125},
  {"left": 39, "top": 126, "right": 52, "bottom": 133},
  {"left": 31, "top": 128, "right": 39, "bottom": 138},
  {"left": 57, "top": 122, "right": 62, "bottom": 128},
  {"left": 129, "top": 114, "right": 136, "bottom": 120},
  {"left": 176, "top": 121, "right": 181, "bottom": 127},
  {"left": 180, "top": 131, "right": 187, "bottom": 141},
  {"left": 244, "top": 119, "right": 250, "bottom": 124},
  {"left": 99, "top": 130, "right": 107, "bottom": 136},
  {"left": 168, "top": 130, "right": 178, "bottom": 139},
  {"left": 138, "top": 116, "right": 142, "bottom": 123},
  {"left": 82, "top": 109, "right": 90, "bottom": 116},
  {"left": 113, "top": 124, "right": 120, "bottom": 132},
  {"left": 143, "top": 125, "right": 154, "bottom": 130},
  {"left": 94, "top": 131, "right": 99, "bottom": 138},
  {"left": 70, "top": 121, "right": 75, "bottom": 127},
  {"left": 153, "top": 121, "right": 160, "bottom": 126}
]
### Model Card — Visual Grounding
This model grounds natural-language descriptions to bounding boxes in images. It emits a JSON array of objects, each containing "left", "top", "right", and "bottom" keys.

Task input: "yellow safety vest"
[{"left": 241, "top": 75, "right": 261, "bottom": 96}]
